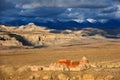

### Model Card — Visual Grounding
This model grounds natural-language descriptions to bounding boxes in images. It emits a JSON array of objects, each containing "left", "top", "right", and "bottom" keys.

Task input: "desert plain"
[{"left": 0, "top": 24, "right": 120, "bottom": 80}]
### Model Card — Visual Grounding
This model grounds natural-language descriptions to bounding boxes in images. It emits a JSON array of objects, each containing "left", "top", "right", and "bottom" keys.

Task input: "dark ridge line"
[{"left": 8, "top": 33, "right": 33, "bottom": 46}]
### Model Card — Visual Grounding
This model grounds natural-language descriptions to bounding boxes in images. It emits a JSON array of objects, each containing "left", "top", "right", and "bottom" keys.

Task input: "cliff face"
[
  {"left": 0, "top": 23, "right": 108, "bottom": 47},
  {"left": 0, "top": 32, "right": 22, "bottom": 47},
  {"left": 0, "top": 23, "right": 78, "bottom": 47},
  {"left": 18, "top": 33, "right": 76, "bottom": 46}
]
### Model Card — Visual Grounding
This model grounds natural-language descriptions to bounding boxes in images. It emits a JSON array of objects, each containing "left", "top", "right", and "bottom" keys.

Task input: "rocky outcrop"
[
  {"left": 20, "top": 33, "right": 76, "bottom": 46},
  {"left": 16, "top": 23, "right": 50, "bottom": 32},
  {"left": 0, "top": 23, "right": 50, "bottom": 33},
  {"left": 0, "top": 25, "right": 16, "bottom": 31},
  {"left": 74, "top": 28, "right": 107, "bottom": 37},
  {"left": 0, "top": 23, "right": 113, "bottom": 47},
  {"left": 0, "top": 32, "right": 22, "bottom": 47}
]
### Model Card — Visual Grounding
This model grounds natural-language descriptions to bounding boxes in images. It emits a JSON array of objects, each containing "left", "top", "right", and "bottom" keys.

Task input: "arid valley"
[
  {"left": 1, "top": 0, "right": 120, "bottom": 79},
  {"left": 0, "top": 23, "right": 120, "bottom": 80}
]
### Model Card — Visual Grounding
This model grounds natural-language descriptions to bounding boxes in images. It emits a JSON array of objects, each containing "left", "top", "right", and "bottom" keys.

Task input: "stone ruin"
[
  {"left": 29, "top": 56, "right": 90, "bottom": 72},
  {"left": 0, "top": 56, "right": 119, "bottom": 80},
  {"left": 28, "top": 56, "right": 120, "bottom": 72}
]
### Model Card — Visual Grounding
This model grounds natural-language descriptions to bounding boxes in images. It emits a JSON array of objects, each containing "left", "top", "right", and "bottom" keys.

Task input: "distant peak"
[
  {"left": 86, "top": 18, "right": 97, "bottom": 23},
  {"left": 27, "top": 23, "right": 36, "bottom": 27},
  {"left": 73, "top": 19, "right": 84, "bottom": 23},
  {"left": 24, "top": 23, "right": 38, "bottom": 29}
]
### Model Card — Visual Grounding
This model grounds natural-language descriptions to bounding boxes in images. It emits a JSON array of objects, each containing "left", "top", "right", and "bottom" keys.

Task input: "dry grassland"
[{"left": 0, "top": 39, "right": 120, "bottom": 66}]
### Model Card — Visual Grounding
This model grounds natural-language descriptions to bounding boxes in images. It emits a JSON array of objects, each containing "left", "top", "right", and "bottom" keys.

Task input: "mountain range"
[{"left": 0, "top": 17, "right": 120, "bottom": 35}]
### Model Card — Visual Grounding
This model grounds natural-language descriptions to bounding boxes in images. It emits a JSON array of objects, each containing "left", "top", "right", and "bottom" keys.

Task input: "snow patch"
[{"left": 86, "top": 18, "right": 97, "bottom": 23}]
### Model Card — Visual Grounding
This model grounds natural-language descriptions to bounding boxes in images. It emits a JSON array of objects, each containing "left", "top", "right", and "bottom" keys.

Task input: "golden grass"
[{"left": 0, "top": 39, "right": 120, "bottom": 66}]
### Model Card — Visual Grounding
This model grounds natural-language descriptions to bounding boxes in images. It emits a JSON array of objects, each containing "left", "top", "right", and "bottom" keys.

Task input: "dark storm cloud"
[
  {"left": 0, "top": 0, "right": 14, "bottom": 11},
  {"left": 19, "top": 8, "right": 66, "bottom": 17},
  {"left": 101, "top": 6, "right": 118, "bottom": 13},
  {"left": 0, "top": 0, "right": 120, "bottom": 19},
  {"left": 8, "top": 0, "right": 112, "bottom": 9}
]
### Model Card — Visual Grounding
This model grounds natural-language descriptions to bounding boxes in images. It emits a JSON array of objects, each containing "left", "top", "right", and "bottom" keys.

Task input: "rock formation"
[
  {"left": 74, "top": 28, "right": 107, "bottom": 37},
  {"left": 0, "top": 23, "right": 114, "bottom": 47},
  {"left": 0, "top": 32, "right": 22, "bottom": 47}
]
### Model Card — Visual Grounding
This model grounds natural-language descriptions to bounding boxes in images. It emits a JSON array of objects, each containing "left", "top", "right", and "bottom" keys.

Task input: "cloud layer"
[
  {"left": 0, "top": 0, "right": 120, "bottom": 20},
  {"left": 6, "top": 0, "right": 113, "bottom": 8}
]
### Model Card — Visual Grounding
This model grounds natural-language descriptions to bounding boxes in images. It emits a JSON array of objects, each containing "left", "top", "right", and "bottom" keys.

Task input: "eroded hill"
[{"left": 0, "top": 23, "right": 119, "bottom": 48}]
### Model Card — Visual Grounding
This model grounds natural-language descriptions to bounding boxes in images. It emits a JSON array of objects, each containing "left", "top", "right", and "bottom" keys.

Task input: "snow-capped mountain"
[{"left": 0, "top": 17, "right": 120, "bottom": 35}]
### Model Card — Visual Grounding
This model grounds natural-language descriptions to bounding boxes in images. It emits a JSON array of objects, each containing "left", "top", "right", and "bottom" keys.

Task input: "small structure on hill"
[
  {"left": 28, "top": 56, "right": 90, "bottom": 72},
  {"left": 59, "top": 59, "right": 80, "bottom": 67},
  {"left": 58, "top": 56, "right": 89, "bottom": 68}
]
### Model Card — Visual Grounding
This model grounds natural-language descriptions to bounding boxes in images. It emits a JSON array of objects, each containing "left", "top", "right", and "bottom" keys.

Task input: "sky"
[{"left": 0, "top": 0, "right": 120, "bottom": 21}]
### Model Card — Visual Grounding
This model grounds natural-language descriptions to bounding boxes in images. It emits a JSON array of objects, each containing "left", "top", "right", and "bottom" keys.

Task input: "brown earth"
[
  {"left": 0, "top": 39, "right": 120, "bottom": 80},
  {"left": 0, "top": 39, "right": 120, "bottom": 66},
  {"left": 0, "top": 24, "right": 120, "bottom": 80}
]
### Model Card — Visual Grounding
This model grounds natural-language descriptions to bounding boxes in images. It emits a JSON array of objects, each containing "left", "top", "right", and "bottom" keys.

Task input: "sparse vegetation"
[{"left": 0, "top": 24, "right": 120, "bottom": 80}]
